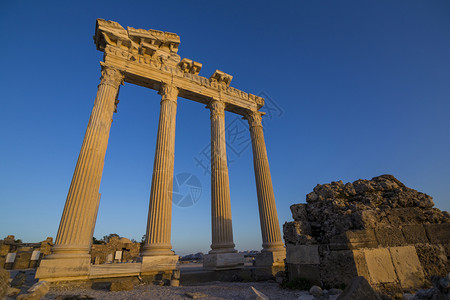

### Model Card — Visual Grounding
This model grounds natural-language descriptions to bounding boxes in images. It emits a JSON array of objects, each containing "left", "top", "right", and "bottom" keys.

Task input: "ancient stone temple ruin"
[
  {"left": 284, "top": 175, "right": 450, "bottom": 294},
  {"left": 36, "top": 19, "right": 285, "bottom": 282}
]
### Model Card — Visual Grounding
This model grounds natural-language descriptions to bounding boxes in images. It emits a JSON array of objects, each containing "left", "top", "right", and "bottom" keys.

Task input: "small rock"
[
  {"left": 6, "top": 287, "right": 21, "bottom": 297},
  {"left": 170, "top": 279, "right": 179, "bottom": 287},
  {"left": 297, "top": 295, "right": 315, "bottom": 300},
  {"left": 309, "top": 285, "right": 323, "bottom": 297},
  {"left": 329, "top": 288, "right": 343, "bottom": 295},
  {"left": 337, "top": 276, "right": 381, "bottom": 300},
  {"left": 109, "top": 280, "right": 133, "bottom": 292},
  {"left": 245, "top": 286, "right": 269, "bottom": 300},
  {"left": 402, "top": 293, "right": 414, "bottom": 300},
  {"left": 17, "top": 281, "right": 50, "bottom": 300},
  {"left": 172, "top": 269, "right": 181, "bottom": 280},
  {"left": 185, "top": 292, "right": 208, "bottom": 299},
  {"left": 55, "top": 295, "right": 95, "bottom": 300},
  {"left": 0, "top": 268, "right": 10, "bottom": 299},
  {"left": 11, "top": 271, "right": 27, "bottom": 288}
]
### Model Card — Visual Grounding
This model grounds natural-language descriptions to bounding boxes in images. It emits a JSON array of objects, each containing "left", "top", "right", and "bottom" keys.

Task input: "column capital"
[
  {"left": 159, "top": 82, "right": 179, "bottom": 103},
  {"left": 207, "top": 99, "right": 225, "bottom": 117},
  {"left": 244, "top": 110, "right": 264, "bottom": 128},
  {"left": 99, "top": 63, "right": 124, "bottom": 88}
]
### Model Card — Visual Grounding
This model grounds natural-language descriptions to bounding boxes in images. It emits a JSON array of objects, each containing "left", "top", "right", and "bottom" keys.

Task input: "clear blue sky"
[{"left": 1, "top": 1, "right": 449, "bottom": 255}]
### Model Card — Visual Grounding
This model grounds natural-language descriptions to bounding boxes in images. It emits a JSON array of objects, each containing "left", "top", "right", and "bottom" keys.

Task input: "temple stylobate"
[{"left": 36, "top": 19, "right": 285, "bottom": 282}]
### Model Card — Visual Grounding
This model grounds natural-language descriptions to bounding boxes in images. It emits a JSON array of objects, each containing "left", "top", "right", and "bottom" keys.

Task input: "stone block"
[
  {"left": 17, "top": 281, "right": 50, "bottom": 300},
  {"left": 389, "top": 246, "right": 425, "bottom": 289},
  {"left": 13, "top": 251, "right": 33, "bottom": 269},
  {"left": 290, "top": 204, "right": 308, "bottom": 222},
  {"left": 286, "top": 263, "right": 321, "bottom": 285},
  {"left": 336, "top": 276, "right": 382, "bottom": 300},
  {"left": 320, "top": 250, "right": 359, "bottom": 288},
  {"left": 283, "top": 221, "right": 312, "bottom": 244},
  {"left": 363, "top": 248, "right": 397, "bottom": 284},
  {"left": 286, "top": 245, "right": 319, "bottom": 265},
  {"left": 245, "top": 286, "right": 269, "bottom": 300},
  {"left": 11, "top": 271, "right": 26, "bottom": 288},
  {"left": 254, "top": 249, "right": 285, "bottom": 268},
  {"left": 414, "top": 244, "right": 448, "bottom": 278},
  {"left": 329, "top": 234, "right": 351, "bottom": 250},
  {"left": 141, "top": 255, "right": 179, "bottom": 274},
  {"left": 203, "top": 253, "right": 245, "bottom": 270},
  {"left": 424, "top": 223, "right": 450, "bottom": 244},
  {"left": 35, "top": 256, "right": 91, "bottom": 281},
  {"left": 346, "top": 229, "right": 378, "bottom": 249},
  {"left": 352, "top": 250, "right": 370, "bottom": 280},
  {"left": 401, "top": 225, "right": 429, "bottom": 244},
  {"left": 110, "top": 280, "right": 134, "bottom": 291},
  {"left": 0, "top": 268, "right": 9, "bottom": 300},
  {"left": 374, "top": 226, "right": 406, "bottom": 247}
]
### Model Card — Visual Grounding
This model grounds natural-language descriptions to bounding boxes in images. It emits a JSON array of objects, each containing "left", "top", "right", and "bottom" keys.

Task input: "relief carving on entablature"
[{"left": 96, "top": 19, "right": 264, "bottom": 110}]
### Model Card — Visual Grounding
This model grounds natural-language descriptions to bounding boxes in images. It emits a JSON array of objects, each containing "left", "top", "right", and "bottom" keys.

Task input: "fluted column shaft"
[
  {"left": 209, "top": 99, "right": 236, "bottom": 254},
  {"left": 52, "top": 64, "right": 123, "bottom": 258},
  {"left": 142, "top": 83, "right": 178, "bottom": 256},
  {"left": 247, "top": 111, "right": 284, "bottom": 252}
]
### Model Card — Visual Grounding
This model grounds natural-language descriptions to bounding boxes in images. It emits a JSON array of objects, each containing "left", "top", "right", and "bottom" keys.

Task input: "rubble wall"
[{"left": 283, "top": 175, "right": 449, "bottom": 293}]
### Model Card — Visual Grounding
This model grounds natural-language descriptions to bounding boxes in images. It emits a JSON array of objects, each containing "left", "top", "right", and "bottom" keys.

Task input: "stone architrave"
[
  {"left": 36, "top": 64, "right": 124, "bottom": 281},
  {"left": 245, "top": 110, "right": 285, "bottom": 267}
]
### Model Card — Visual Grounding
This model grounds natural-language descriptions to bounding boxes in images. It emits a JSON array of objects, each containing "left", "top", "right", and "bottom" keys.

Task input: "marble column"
[
  {"left": 53, "top": 64, "right": 123, "bottom": 257},
  {"left": 141, "top": 83, "right": 178, "bottom": 257},
  {"left": 246, "top": 110, "right": 285, "bottom": 255},
  {"left": 208, "top": 99, "right": 236, "bottom": 254},
  {"left": 36, "top": 64, "right": 123, "bottom": 280}
]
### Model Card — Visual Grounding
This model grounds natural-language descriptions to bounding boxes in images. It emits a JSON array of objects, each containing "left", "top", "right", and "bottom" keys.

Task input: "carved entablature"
[
  {"left": 94, "top": 19, "right": 265, "bottom": 114},
  {"left": 95, "top": 19, "right": 181, "bottom": 67},
  {"left": 178, "top": 58, "right": 202, "bottom": 75},
  {"left": 209, "top": 70, "right": 233, "bottom": 86}
]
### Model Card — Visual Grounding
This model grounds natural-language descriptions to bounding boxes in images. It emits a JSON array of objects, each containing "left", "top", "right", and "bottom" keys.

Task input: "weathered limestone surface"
[
  {"left": 0, "top": 267, "right": 9, "bottom": 299},
  {"left": 209, "top": 99, "right": 236, "bottom": 254},
  {"left": 142, "top": 83, "right": 178, "bottom": 257},
  {"left": 38, "top": 19, "right": 284, "bottom": 281},
  {"left": 246, "top": 110, "right": 286, "bottom": 268},
  {"left": 90, "top": 236, "right": 140, "bottom": 264},
  {"left": 36, "top": 65, "right": 123, "bottom": 281},
  {"left": 284, "top": 175, "right": 450, "bottom": 293}
]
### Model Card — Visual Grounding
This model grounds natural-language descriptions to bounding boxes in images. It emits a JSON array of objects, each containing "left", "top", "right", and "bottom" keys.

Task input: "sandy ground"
[{"left": 43, "top": 281, "right": 303, "bottom": 300}]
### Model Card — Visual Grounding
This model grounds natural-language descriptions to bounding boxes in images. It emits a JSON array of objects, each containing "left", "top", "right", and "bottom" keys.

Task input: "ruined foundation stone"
[{"left": 283, "top": 175, "right": 450, "bottom": 293}]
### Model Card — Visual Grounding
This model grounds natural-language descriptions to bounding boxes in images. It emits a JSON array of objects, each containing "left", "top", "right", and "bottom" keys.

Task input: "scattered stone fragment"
[
  {"left": 170, "top": 279, "right": 180, "bottom": 287},
  {"left": 309, "top": 285, "right": 323, "bottom": 297},
  {"left": 185, "top": 291, "right": 208, "bottom": 299},
  {"left": 55, "top": 295, "right": 95, "bottom": 300},
  {"left": 414, "top": 273, "right": 450, "bottom": 300},
  {"left": 172, "top": 269, "right": 181, "bottom": 280},
  {"left": 17, "top": 281, "right": 50, "bottom": 300},
  {"left": 402, "top": 293, "right": 414, "bottom": 300},
  {"left": 336, "top": 276, "right": 381, "bottom": 300},
  {"left": 11, "top": 271, "right": 27, "bottom": 288},
  {"left": 6, "top": 287, "right": 21, "bottom": 297},
  {"left": 329, "top": 288, "right": 343, "bottom": 295},
  {"left": 109, "top": 280, "right": 134, "bottom": 292},
  {"left": 297, "top": 295, "right": 315, "bottom": 300},
  {"left": 0, "top": 268, "right": 9, "bottom": 299},
  {"left": 245, "top": 286, "right": 269, "bottom": 300}
]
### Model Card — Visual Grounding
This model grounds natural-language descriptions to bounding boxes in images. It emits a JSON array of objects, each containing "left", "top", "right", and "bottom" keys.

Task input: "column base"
[
  {"left": 255, "top": 248, "right": 286, "bottom": 268},
  {"left": 35, "top": 255, "right": 91, "bottom": 282},
  {"left": 203, "top": 253, "right": 245, "bottom": 270},
  {"left": 140, "top": 255, "right": 179, "bottom": 275}
]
